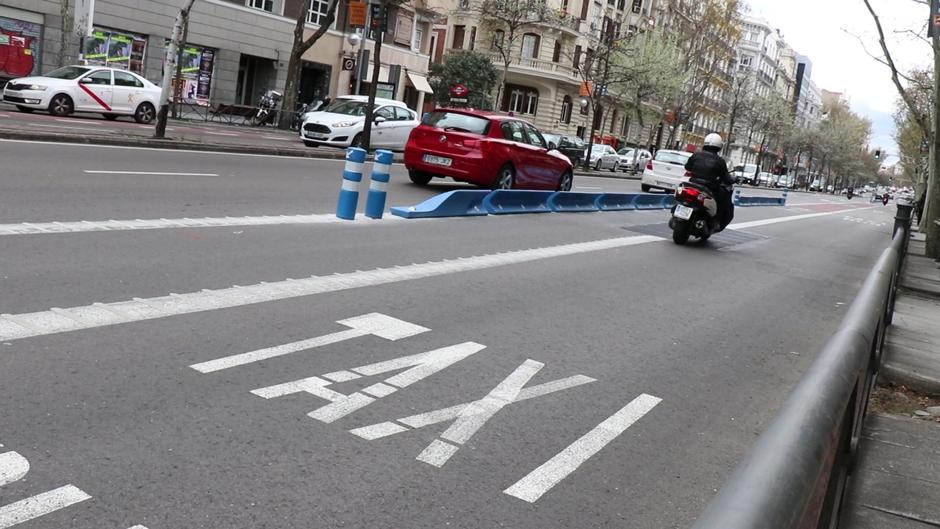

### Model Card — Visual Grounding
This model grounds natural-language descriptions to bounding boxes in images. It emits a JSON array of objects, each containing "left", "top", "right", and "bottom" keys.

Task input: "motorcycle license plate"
[
  {"left": 674, "top": 205, "right": 693, "bottom": 220},
  {"left": 423, "top": 154, "right": 452, "bottom": 167}
]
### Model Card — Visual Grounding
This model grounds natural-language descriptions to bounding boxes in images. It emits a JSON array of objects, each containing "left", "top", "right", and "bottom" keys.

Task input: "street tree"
[
  {"left": 278, "top": 0, "right": 343, "bottom": 130},
  {"left": 155, "top": 0, "right": 197, "bottom": 139},
  {"left": 610, "top": 28, "right": 686, "bottom": 167},
  {"left": 722, "top": 68, "right": 756, "bottom": 158},
  {"left": 427, "top": 50, "right": 500, "bottom": 109},
  {"left": 738, "top": 92, "right": 790, "bottom": 170},
  {"left": 469, "top": 0, "right": 556, "bottom": 110},
  {"left": 892, "top": 68, "right": 932, "bottom": 190},
  {"left": 861, "top": 0, "right": 940, "bottom": 255},
  {"left": 664, "top": 0, "right": 744, "bottom": 147}
]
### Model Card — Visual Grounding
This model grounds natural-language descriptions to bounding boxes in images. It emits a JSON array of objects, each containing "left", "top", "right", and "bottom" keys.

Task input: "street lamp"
[{"left": 348, "top": 31, "right": 363, "bottom": 96}]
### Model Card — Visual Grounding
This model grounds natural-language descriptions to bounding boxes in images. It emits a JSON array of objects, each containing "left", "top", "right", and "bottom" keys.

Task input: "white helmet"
[{"left": 703, "top": 133, "right": 723, "bottom": 149}]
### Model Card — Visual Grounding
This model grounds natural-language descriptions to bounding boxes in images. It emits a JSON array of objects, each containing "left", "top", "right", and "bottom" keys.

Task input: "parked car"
[
  {"left": 773, "top": 174, "right": 794, "bottom": 188},
  {"left": 810, "top": 179, "right": 823, "bottom": 192},
  {"left": 731, "top": 163, "right": 759, "bottom": 185},
  {"left": 299, "top": 95, "right": 419, "bottom": 150},
  {"left": 1, "top": 65, "right": 160, "bottom": 123},
  {"left": 640, "top": 149, "right": 693, "bottom": 193},
  {"left": 586, "top": 144, "right": 620, "bottom": 172},
  {"left": 403, "top": 109, "right": 573, "bottom": 190},
  {"left": 542, "top": 133, "right": 586, "bottom": 167},
  {"left": 617, "top": 148, "right": 652, "bottom": 174}
]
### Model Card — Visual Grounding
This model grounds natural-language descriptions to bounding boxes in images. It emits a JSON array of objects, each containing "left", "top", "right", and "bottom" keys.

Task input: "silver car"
[
  {"left": 586, "top": 144, "right": 620, "bottom": 172},
  {"left": 617, "top": 148, "right": 652, "bottom": 174}
]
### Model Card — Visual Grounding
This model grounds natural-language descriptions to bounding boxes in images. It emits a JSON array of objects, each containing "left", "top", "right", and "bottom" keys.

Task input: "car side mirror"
[
  {"left": 547, "top": 142, "right": 557, "bottom": 151},
  {"left": 79, "top": 77, "right": 94, "bottom": 84},
  {"left": 374, "top": 116, "right": 387, "bottom": 124}
]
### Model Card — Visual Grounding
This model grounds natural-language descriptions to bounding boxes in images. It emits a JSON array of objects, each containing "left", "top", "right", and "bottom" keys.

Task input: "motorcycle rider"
[{"left": 684, "top": 133, "right": 735, "bottom": 230}]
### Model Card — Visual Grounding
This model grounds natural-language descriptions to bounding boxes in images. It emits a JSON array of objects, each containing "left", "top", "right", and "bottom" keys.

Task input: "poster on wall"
[
  {"left": 0, "top": 16, "right": 42, "bottom": 79},
  {"left": 84, "top": 28, "right": 147, "bottom": 74},
  {"left": 164, "top": 41, "right": 216, "bottom": 105}
]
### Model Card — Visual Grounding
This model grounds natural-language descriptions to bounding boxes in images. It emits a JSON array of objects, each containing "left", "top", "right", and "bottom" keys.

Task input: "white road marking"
[
  {"left": 0, "top": 485, "right": 92, "bottom": 529},
  {"left": 503, "top": 393, "right": 662, "bottom": 503},
  {"left": 83, "top": 170, "right": 219, "bottom": 176},
  {"left": 349, "top": 375, "right": 595, "bottom": 440},
  {"left": 0, "top": 451, "right": 29, "bottom": 487},
  {"left": 56, "top": 118, "right": 106, "bottom": 125},
  {"left": 190, "top": 313, "right": 429, "bottom": 373},
  {"left": 729, "top": 206, "right": 876, "bottom": 230},
  {"left": 127, "top": 526, "right": 149, "bottom": 529},
  {"left": 35, "top": 124, "right": 114, "bottom": 132},
  {"left": 574, "top": 186, "right": 603, "bottom": 190},
  {"left": 204, "top": 131, "right": 240, "bottom": 137},
  {"left": 417, "top": 359, "right": 544, "bottom": 467},
  {"left": 0, "top": 235, "right": 661, "bottom": 341},
  {"left": 0, "top": 138, "right": 338, "bottom": 161},
  {"left": 0, "top": 213, "right": 404, "bottom": 236}
]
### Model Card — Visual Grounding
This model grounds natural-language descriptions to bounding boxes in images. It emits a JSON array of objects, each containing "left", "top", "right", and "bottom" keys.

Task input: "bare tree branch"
[{"left": 842, "top": 28, "right": 918, "bottom": 83}]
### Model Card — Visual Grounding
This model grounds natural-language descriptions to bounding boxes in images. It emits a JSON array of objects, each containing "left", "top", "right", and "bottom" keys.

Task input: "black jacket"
[{"left": 685, "top": 150, "right": 735, "bottom": 190}]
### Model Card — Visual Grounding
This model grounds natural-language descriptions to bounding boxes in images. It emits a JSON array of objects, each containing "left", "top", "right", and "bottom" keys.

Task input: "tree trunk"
[
  {"left": 925, "top": 34, "right": 940, "bottom": 256},
  {"left": 361, "top": 11, "right": 385, "bottom": 151},
  {"left": 58, "top": 0, "right": 72, "bottom": 67},
  {"left": 278, "top": 0, "right": 312, "bottom": 130},
  {"left": 172, "top": 17, "right": 189, "bottom": 119},
  {"left": 155, "top": 0, "right": 196, "bottom": 139}
]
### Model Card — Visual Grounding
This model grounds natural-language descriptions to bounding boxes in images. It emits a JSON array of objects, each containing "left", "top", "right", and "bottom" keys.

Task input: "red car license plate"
[{"left": 423, "top": 154, "right": 452, "bottom": 167}]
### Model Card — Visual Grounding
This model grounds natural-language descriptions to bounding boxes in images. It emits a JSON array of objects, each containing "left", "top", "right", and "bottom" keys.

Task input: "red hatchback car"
[{"left": 404, "top": 109, "right": 574, "bottom": 191}]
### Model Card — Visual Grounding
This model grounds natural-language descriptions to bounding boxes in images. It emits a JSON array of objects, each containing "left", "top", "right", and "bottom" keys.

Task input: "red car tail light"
[{"left": 646, "top": 162, "right": 654, "bottom": 171}]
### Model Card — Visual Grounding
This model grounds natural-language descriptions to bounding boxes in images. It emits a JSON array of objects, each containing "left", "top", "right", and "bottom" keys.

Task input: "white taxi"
[
  {"left": 2, "top": 65, "right": 161, "bottom": 123},
  {"left": 641, "top": 149, "right": 693, "bottom": 193},
  {"left": 299, "top": 95, "right": 420, "bottom": 150}
]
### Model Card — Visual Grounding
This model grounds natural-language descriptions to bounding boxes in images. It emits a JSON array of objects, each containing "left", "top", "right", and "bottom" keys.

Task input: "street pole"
[{"left": 925, "top": 31, "right": 940, "bottom": 251}]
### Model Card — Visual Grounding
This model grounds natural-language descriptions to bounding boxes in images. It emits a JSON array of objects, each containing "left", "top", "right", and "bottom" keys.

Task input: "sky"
[{"left": 746, "top": 0, "right": 929, "bottom": 164}]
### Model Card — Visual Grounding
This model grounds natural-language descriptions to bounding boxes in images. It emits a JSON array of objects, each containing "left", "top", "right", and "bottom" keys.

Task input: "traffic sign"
[
  {"left": 348, "top": 1, "right": 367, "bottom": 27},
  {"left": 342, "top": 57, "right": 356, "bottom": 71},
  {"left": 450, "top": 83, "right": 469, "bottom": 98}
]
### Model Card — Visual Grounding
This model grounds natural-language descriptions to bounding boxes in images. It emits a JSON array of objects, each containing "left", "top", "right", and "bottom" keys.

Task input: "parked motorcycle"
[
  {"left": 669, "top": 181, "right": 722, "bottom": 245},
  {"left": 847, "top": 188, "right": 854, "bottom": 200},
  {"left": 252, "top": 90, "right": 283, "bottom": 126}
]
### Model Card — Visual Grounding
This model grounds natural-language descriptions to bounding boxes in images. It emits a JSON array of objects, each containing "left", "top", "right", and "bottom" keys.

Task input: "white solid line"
[
  {"left": 503, "top": 393, "right": 662, "bottom": 503},
  {"left": 729, "top": 206, "right": 876, "bottom": 230},
  {"left": 35, "top": 124, "right": 114, "bottom": 132},
  {"left": 127, "top": 526, "right": 150, "bottom": 529},
  {"left": 56, "top": 118, "right": 106, "bottom": 125},
  {"left": 83, "top": 170, "right": 220, "bottom": 176},
  {"left": 204, "top": 131, "right": 241, "bottom": 136},
  {"left": 0, "top": 485, "right": 92, "bottom": 529},
  {"left": 0, "top": 138, "right": 340, "bottom": 161},
  {"left": 0, "top": 213, "right": 404, "bottom": 236}
]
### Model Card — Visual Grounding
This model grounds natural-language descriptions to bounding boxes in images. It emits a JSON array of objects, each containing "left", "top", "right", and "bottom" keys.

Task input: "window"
[
  {"left": 617, "top": 0, "right": 625, "bottom": 10},
  {"left": 522, "top": 123, "right": 547, "bottom": 148},
  {"left": 609, "top": 109, "right": 618, "bottom": 133},
  {"left": 84, "top": 70, "right": 112, "bottom": 85},
  {"left": 307, "top": 0, "right": 330, "bottom": 25},
  {"left": 552, "top": 41, "right": 562, "bottom": 63},
  {"left": 503, "top": 84, "right": 539, "bottom": 115},
  {"left": 560, "top": 95, "right": 572, "bottom": 124},
  {"left": 414, "top": 26, "right": 424, "bottom": 51},
  {"left": 572, "top": 45, "right": 582, "bottom": 68},
  {"left": 580, "top": 0, "right": 590, "bottom": 20},
  {"left": 521, "top": 34, "right": 540, "bottom": 59},
  {"left": 452, "top": 25, "right": 465, "bottom": 49},
  {"left": 501, "top": 121, "right": 526, "bottom": 142},
  {"left": 113, "top": 71, "right": 144, "bottom": 87},
  {"left": 469, "top": 27, "right": 477, "bottom": 50},
  {"left": 423, "top": 111, "right": 491, "bottom": 134},
  {"left": 739, "top": 55, "right": 752, "bottom": 68},
  {"left": 375, "top": 106, "right": 396, "bottom": 120},
  {"left": 631, "top": 0, "right": 641, "bottom": 12},
  {"left": 491, "top": 29, "right": 504, "bottom": 50},
  {"left": 620, "top": 115, "right": 629, "bottom": 136},
  {"left": 393, "top": 107, "right": 415, "bottom": 121},
  {"left": 247, "top": 0, "right": 274, "bottom": 12}
]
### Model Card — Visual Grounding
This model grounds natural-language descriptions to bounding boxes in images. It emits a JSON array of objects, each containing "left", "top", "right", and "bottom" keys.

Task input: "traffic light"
[{"left": 874, "top": 149, "right": 881, "bottom": 160}]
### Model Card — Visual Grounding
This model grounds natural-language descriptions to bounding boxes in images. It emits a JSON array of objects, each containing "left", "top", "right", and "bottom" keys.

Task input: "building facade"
[{"left": 0, "top": 0, "right": 435, "bottom": 111}]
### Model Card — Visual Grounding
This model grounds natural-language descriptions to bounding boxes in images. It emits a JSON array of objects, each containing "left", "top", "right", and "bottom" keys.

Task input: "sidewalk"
[{"left": 843, "top": 230, "right": 940, "bottom": 528}]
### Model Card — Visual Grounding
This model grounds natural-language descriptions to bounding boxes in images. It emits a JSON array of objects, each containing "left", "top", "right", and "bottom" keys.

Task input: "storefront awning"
[{"left": 407, "top": 71, "right": 434, "bottom": 94}]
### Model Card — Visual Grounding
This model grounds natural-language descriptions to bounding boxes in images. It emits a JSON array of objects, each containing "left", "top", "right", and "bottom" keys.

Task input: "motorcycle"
[
  {"left": 847, "top": 188, "right": 854, "bottom": 200},
  {"left": 882, "top": 194, "right": 890, "bottom": 206},
  {"left": 252, "top": 89, "right": 283, "bottom": 126},
  {"left": 669, "top": 181, "right": 722, "bottom": 245}
]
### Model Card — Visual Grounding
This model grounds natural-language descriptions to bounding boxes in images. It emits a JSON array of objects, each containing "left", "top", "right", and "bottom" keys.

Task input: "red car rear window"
[{"left": 422, "top": 111, "right": 491, "bottom": 135}]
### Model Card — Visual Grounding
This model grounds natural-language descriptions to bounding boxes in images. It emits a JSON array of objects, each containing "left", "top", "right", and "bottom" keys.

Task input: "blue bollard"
[
  {"left": 781, "top": 188, "right": 789, "bottom": 206},
  {"left": 365, "top": 150, "right": 393, "bottom": 219},
  {"left": 733, "top": 188, "right": 742, "bottom": 206},
  {"left": 337, "top": 147, "right": 367, "bottom": 220}
]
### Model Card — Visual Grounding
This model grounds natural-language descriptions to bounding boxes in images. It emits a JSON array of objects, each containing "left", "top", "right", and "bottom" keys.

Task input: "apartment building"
[
  {"left": 0, "top": 0, "right": 435, "bottom": 110},
  {"left": 436, "top": 0, "right": 660, "bottom": 147}
]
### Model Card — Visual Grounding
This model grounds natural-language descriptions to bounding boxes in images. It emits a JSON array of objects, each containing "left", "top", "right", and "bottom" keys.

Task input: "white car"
[
  {"left": 299, "top": 95, "right": 419, "bottom": 150},
  {"left": 617, "top": 148, "right": 652, "bottom": 173},
  {"left": 586, "top": 144, "right": 620, "bottom": 171},
  {"left": 641, "top": 149, "right": 692, "bottom": 193},
  {"left": 2, "top": 65, "right": 160, "bottom": 123}
]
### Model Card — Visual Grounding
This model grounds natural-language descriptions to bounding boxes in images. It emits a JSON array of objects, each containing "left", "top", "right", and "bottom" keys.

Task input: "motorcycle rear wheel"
[{"left": 672, "top": 219, "right": 692, "bottom": 245}]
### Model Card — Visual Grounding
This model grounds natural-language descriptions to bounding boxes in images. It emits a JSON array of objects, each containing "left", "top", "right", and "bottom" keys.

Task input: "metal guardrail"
[{"left": 691, "top": 202, "right": 915, "bottom": 529}]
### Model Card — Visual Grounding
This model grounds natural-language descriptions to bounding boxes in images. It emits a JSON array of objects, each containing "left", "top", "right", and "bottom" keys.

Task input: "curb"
[
  {"left": 573, "top": 171, "right": 641, "bottom": 181},
  {"left": 0, "top": 129, "right": 407, "bottom": 162},
  {"left": 880, "top": 361, "right": 940, "bottom": 396}
]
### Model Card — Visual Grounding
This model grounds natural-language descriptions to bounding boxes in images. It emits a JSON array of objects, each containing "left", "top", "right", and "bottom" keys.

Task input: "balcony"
[
  {"left": 533, "top": 11, "right": 582, "bottom": 36},
  {"left": 478, "top": 51, "right": 581, "bottom": 83}
]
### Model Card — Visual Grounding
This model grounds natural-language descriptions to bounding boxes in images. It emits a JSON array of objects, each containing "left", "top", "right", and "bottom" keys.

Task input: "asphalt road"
[{"left": 0, "top": 139, "right": 894, "bottom": 529}]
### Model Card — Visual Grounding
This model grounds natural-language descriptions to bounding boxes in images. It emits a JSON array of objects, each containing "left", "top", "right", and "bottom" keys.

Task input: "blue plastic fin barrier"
[
  {"left": 595, "top": 193, "right": 638, "bottom": 211},
  {"left": 663, "top": 195, "right": 677, "bottom": 208},
  {"left": 389, "top": 190, "right": 490, "bottom": 219},
  {"left": 547, "top": 192, "right": 600, "bottom": 212},
  {"left": 733, "top": 189, "right": 742, "bottom": 206},
  {"left": 482, "top": 190, "right": 554, "bottom": 215},
  {"left": 634, "top": 193, "right": 671, "bottom": 210}
]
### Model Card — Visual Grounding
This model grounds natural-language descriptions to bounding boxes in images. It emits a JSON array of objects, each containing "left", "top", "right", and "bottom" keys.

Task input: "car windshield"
[
  {"left": 321, "top": 100, "right": 374, "bottom": 116},
  {"left": 655, "top": 151, "right": 691, "bottom": 165},
  {"left": 421, "top": 112, "right": 490, "bottom": 134},
  {"left": 43, "top": 66, "right": 91, "bottom": 80},
  {"left": 618, "top": 149, "right": 634, "bottom": 156}
]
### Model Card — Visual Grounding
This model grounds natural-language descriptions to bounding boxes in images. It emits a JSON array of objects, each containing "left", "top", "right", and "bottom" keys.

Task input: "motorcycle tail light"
[{"left": 679, "top": 187, "right": 700, "bottom": 201}]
